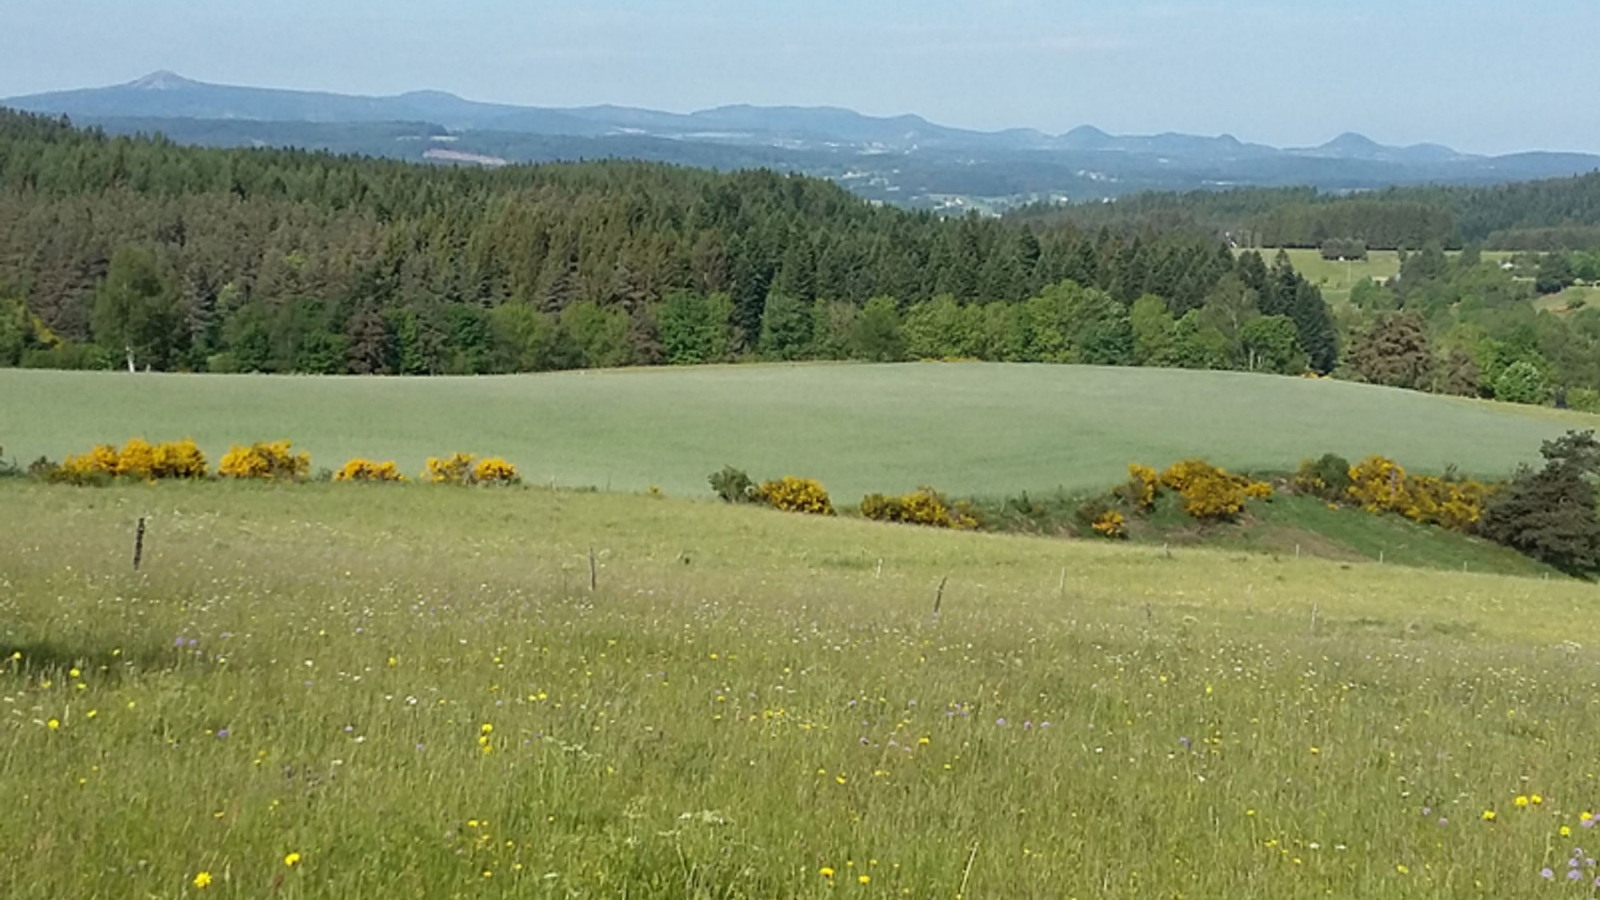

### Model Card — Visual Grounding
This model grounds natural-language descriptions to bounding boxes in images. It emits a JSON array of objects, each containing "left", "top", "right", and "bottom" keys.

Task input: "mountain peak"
[
  {"left": 1320, "top": 131, "right": 1382, "bottom": 151},
  {"left": 127, "top": 70, "right": 198, "bottom": 91}
]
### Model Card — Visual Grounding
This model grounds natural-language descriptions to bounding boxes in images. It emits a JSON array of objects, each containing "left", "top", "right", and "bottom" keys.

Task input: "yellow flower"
[
  {"left": 284, "top": 852, "right": 301, "bottom": 867},
  {"left": 1396, "top": 865, "right": 1409, "bottom": 875},
  {"left": 86, "top": 710, "right": 97, "bottom": 719},
  {"left": 480, "top": 723, "right": 493, "bottom": 735},
  {"left": 1562, "top": 826, "right": 1573, "bottom": 837},
  {"left": 193, "top": 871, "right": 213, "bottom": 888},
  {"left": 1481, "top": 810, "right": 1496, "bottom": 821},
  {"left": 68, "top": 668, "right": 80, "bottom": 678},
  {"left": 46, "top": 718, "right": 59, "bottom": 730},
  {"left": 820, "top": 867, "right": 835, "bottom": 878},
  {"left": 1515, "top": 795, "right": 1529, "bottom": 807},
  {"left": 858, "top": 874, "right": 871, "bottom": 885},
  {"left": 1531, "top": 794, "right": 1543, "bottom": 805}
]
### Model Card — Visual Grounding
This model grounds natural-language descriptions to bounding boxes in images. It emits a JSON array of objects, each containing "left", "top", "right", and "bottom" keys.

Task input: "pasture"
[
  {"left": 2, "top": 363, "right": 1595, "bottom": 501},
  {"left": 2, "top": 480, "right": 1598, "bottom": 898},
  {"left": 1255, "top": 248, "right": 1514, "bottom": 306}
]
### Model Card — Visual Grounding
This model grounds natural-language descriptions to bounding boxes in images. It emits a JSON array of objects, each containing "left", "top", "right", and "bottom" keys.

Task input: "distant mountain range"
[{"left": 7, "top": 72, "right": 1599, "bottom": 211}]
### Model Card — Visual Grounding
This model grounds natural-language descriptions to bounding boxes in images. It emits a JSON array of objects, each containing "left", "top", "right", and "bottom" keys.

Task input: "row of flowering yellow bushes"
[
  {"left": 58, "top": 438, "right": 209, "bottom": 483},
  {"left": 1131, "top": 459, "right": 1274, "bottom": 523},
  {"left": 40, "top": 440, "right": 522, "bottom": 487},
  {"left": 424, "top": 453, "right": 522, "bottom": 486},
  {"left": 860, "top": 486, "right": 979, "bottom": 529},
  {"left": 1308, "top": 453, "right": 1494, "bottom": 532},
  {"left": 711, "top": 468, "right": 982, "bottom": 529}
]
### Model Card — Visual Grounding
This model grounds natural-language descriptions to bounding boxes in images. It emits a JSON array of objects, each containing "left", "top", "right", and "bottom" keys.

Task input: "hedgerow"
[{"left": 859, "top": 486, "right": 978, "bottom": 529}]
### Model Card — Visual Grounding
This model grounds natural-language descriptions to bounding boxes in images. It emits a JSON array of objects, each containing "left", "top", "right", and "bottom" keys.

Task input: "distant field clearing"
[{"left": 1, "top": 363, "right": 1592, "bottom": 499}]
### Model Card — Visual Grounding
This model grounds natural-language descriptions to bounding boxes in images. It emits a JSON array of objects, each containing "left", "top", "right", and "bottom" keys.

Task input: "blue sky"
[{"left": 1, "top": 0, "right": 1595, "bottom": 154}]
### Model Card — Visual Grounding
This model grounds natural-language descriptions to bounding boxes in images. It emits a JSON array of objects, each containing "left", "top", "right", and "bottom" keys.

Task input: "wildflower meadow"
[{"left": 3, "top": 479, "right": 1600, "bottom": 898}]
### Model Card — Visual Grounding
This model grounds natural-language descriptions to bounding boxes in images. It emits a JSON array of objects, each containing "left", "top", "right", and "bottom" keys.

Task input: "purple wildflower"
[
  {"left": 996, "top": 718, "right": 1006, "bottom": 727},
  {"left": 1542, "top": 868, "right": 1554, "bottom": 880},
  {"left": 216, "top": 728, "right": 229, "bottom": 739}
]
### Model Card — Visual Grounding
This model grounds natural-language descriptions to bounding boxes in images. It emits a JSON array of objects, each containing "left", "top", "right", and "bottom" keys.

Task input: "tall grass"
[{"left": 2, "top": 481, "right": 1598, "bottom": 898}]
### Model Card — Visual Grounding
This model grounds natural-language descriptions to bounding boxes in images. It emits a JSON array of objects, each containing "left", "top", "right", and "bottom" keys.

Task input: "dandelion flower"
[
  {"left": 193, "top": 871, "right": 213, "bottom": 888},
  {"left": 1482, "top": 810, "right": 1496, "bottom": 822},
  {"left": 1396, "top": 864, "right": 1410, "bottom": 875},
  {"left": 46, "top": 719, "right": 59, "bottom": 730},
  {"left": 1561, "top": 826, "right": 1572, "bottom": 837},
  {"left": 1515, "top": 796, "right": 1529, "bottom": 807},
  {"left": 859, "top": 874, "right": 871, "bottom": 885},
  {"left": 284, "top": 852, "right": 301, "bottom": 867},
  {"left": 820, "top": 867, "right": 835, "bottom": 878}
]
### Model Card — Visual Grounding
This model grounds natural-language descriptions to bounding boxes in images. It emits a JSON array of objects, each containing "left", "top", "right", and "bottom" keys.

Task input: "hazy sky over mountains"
[{"left": 2, "top": 0, "right": 1595, "bottom": 154}]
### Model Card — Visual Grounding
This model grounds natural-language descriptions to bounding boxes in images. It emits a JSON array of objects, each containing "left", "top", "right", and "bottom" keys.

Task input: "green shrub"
[
  {"left": 1568, "top": 387, "right": 1600, "bottom": 413},
  {"left": 1292, "top": 453, "right": 1352, "bottom": 501},
  {"left": 1493, "top": 361, "right": 1547, "bottom": 405},
  {"left": 709, "top": 466, "right": 756, "bottom": 504}
]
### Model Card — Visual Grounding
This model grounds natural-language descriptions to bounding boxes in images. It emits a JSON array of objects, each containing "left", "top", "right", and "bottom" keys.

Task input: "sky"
[{"left": 1, "top": 0, "right": 1596, "bottom": 155}]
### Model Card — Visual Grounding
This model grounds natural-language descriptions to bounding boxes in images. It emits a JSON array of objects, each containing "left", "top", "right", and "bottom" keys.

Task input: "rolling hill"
[{"left": 2, "top": 363, "right": 1592, "bottom": 500}]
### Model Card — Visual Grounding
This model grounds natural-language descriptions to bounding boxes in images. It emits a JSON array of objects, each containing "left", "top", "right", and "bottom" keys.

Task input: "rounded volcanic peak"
[{"left": 127, "top": 70, "right": 199, "bottom": 91}]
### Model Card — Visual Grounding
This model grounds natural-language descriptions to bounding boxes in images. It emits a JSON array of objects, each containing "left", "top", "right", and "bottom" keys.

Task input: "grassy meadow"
[
  {"left": 1253, "top": 248, "right": 1515, "bottom": 306},
  {"left": 2, "top": 480, "right": 1599, "bottom": 898},
  {"left": 3, "top": 363, "right": 1595, "bottom": 501}
]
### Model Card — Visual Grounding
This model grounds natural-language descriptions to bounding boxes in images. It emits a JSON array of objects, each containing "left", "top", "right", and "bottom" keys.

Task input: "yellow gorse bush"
[
  {"left": 757, "top": 476, "right": 835, "bottom": 516},
  {"left": 1347, "top": 456, "right": 1408, "bottom": 513},
  {"left": 153, "top": 439, "right": 208, "bottom": 479},
  {"left": 56, "top": 439, "right": 208, "bottom": 483},
  {"left": 1126, "top": 463, "right": 1159, "bottom": 510},
  {"left": 114, "top": 438, "right": 160, "bottom": 479},
  {"left": 218, "top": 441, "right": 310, "bottom": 480},
  {"left": 1345, "top": 455, "right": 1492, "bottom": 531},
  {"left": 425, "top": 453, "right": 477, "bottom": 485},
  {"left": 1157, "top": 459, "right": 1269, "bottom": 521},
  {"left": 334, "top": 459, "right": 407, "bottom": 483},
  {"left": 1091, "top": 509, "right": 1126, "bottom": 538},
  {"left": 472, "top": 457, "right": 521, "bottom": 485},
  {"left": 1243, "top": 480, "right": 1275, "bottom": 500},
  {"left": 59, "top": 444, "right": 120, "bottom": 480},
  {"left": 859, "top": 486, "right": 978, "bottom": 529}
]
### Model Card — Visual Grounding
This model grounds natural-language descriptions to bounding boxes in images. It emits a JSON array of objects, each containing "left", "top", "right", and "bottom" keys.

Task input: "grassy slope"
[
  {"left": 3, "top": 363, "right": 1595, "bottom": 500},
  {"left": 1132, "top": 492, "right": 1556, "bottom": 578},
  {"left": 2, "top": 481, "right": 1599, "bottom": 899}
]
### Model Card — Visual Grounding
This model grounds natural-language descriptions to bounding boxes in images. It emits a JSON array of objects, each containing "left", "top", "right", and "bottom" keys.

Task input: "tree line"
[
  {"left": 0, "top": 109, "right": 1338, "bottom": 376},
  {"left": 1011, "top": 171, "right": 1600, "bottom": 251}
]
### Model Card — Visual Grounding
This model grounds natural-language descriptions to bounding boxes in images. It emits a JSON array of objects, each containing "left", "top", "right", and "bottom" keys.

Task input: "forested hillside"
[
  {"left": 0, "top": 110, "right": 1338, "bottom": 375},
  {"left": 1012, "top": 171, "right": 1600, "bottom": 250}
]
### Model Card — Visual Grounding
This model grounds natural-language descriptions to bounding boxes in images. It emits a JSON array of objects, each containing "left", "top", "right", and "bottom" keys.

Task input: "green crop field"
[
  {"left": 2, "top": 363, "right": 1594, "bottom": 501},
  {"left": 2, "top": 481, "right": 1598, "bottom": 899}
]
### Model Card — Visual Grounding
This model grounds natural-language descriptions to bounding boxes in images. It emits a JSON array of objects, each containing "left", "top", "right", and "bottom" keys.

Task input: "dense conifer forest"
[{"left": 0, "top": 110, "right": 1337, "bottom": 375}]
